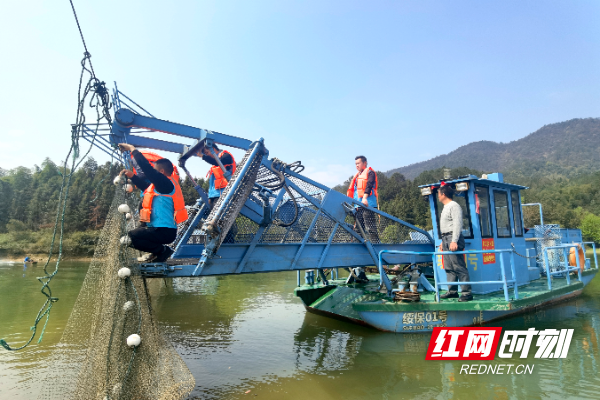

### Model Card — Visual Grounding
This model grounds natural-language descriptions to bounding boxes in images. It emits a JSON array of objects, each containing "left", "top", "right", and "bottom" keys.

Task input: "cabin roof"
[{"left": 418, "top": 174, "right": 529, "bottom": 191}]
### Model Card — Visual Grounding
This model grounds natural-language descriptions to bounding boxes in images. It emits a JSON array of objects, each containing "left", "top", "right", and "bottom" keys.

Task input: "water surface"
[{"left": 1, "top": 261, "right": 600, "bottom": 399}]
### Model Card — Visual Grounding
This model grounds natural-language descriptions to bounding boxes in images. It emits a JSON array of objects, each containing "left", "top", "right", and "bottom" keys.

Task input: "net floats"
[
  {"left": 127, "top": 334, "right": 141, "bottom": 348},
  {"left": 113, "top": 175, "right": 125, "bottom": 186},
  {"left": 123, "top": 301, "right": 135, "bottom": 312},
  {"left": 118, "top": 267, "right": 131, "bottom": 279}
]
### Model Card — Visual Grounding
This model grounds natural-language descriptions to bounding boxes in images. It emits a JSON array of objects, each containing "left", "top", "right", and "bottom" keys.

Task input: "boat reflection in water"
[
  {"left": 291, "top": 296, "right": 600, "bottom": 399},
  {"left": 146, "top": 272, "right": 600, "bottom": 400},
  {"left": 1, "top": 265, "right": 600, "bottom": 399}
]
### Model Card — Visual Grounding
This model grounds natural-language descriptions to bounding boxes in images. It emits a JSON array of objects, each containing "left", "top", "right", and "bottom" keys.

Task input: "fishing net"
[{"left": 40, "top": 188, "right": 195, "bottom": 400}]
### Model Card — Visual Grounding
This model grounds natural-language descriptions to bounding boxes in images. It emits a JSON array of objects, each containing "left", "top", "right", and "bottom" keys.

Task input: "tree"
[{"left": 581, "top": 213, "right": 600, "bottom": 243}]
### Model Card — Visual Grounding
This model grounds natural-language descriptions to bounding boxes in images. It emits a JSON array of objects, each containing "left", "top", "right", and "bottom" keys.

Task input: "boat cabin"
[{"left": 419, "top": 173, "right": 533, "bottom": 294}]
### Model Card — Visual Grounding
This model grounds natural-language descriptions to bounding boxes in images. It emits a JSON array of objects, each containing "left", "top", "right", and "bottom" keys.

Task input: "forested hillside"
[
  {"left": 387, "top": 118, "right": 600, "bottom": 180},
  {"left": 0, "top": 158, "right": 205, "bottom": 257},
  {"left": 1, "top": 153, "right": 599, "bottom": 258}
]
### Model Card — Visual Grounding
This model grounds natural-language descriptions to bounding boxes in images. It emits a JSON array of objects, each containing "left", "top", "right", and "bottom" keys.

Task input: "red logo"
[
  {"left": 426, "top": 327, "right": 502, "bottom": 360},
  {"left": 482, "top": 238, "right": 496, "bottom": 264}
]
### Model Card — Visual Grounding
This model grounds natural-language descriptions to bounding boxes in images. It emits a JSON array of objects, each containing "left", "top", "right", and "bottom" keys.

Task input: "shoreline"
[{"left": 0, "top": 254, "right": 93, "bottom": 263}]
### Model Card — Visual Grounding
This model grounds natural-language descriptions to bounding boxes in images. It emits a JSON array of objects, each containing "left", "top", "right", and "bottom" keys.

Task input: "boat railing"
[
  {"left": 582, "top": 242, "right": 599, "bottom": 270},
  {"left": 542, "top": 243, "right": 595, "bottom": 290},
  {"left": 378, "top": 249, "right": 518, "bottom": 303}
]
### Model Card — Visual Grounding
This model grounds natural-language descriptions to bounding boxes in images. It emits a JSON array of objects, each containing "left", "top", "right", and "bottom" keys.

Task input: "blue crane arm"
[
  {"left": 110, "top": 107, "right": 254, "bottom": 157},
  {"left": 103, "top": 103, "right": 435, "bottom": 288},
  {"left": 108, "top": 107, "right": 270, "bottom": 226}
]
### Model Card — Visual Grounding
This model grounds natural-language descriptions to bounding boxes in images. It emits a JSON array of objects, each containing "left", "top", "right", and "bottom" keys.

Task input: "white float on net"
[
  {"left": 118, "top": 267, "right": 131, "bottom": 279},
  {"left": 127, "top": 334, "right": 141, "bottom": 348},
  {"left": 123, "top": 301, "right": 135, "bottom": 312}
]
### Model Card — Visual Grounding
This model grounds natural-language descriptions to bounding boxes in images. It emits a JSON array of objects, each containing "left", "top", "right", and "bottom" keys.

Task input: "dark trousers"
[
  {"left": 355, "top": 207, "right": 380, "bottom": 243},
  {"left": 129, "top": 226, "right": 177, "bottom": 255},
  {"left": 442, "top": 234, "right": 471, "bottom": 295}
]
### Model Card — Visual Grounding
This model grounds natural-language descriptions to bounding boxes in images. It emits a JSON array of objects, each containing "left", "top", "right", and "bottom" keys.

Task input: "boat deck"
[{"left": 296, "top": 269, "right": 597, "bottom": 315}]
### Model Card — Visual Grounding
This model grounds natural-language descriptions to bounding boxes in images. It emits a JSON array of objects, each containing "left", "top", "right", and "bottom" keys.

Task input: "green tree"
[{"left": 581, "top": 213, "right": 600, "bottom": 243}]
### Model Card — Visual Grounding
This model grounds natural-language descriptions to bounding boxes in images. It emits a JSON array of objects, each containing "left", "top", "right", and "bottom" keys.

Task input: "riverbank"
[
  {"left": 0, "top": 229, "right": 99, "bottom": 261},
  {"left": 0, "top": 254, "right": 93, "bottom": 262}
]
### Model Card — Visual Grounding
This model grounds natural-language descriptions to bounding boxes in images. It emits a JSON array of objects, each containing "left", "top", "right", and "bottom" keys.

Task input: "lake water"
[{"left": 2, "top": 261, "right": 600, "bottom": 399}]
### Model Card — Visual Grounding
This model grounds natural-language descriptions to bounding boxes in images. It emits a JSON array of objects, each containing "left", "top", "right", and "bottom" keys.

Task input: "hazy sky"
[{"left": 1, "top": 1, "right": 599, "bottom": 186}]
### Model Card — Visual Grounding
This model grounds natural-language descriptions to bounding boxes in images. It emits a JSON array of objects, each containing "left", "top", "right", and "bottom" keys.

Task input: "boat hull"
[
  {"left": 297, "top": 269, "right": 597, "bottom": 333},
  {"left": 354, "top": 288, "right": 582, "bottom": 332}
]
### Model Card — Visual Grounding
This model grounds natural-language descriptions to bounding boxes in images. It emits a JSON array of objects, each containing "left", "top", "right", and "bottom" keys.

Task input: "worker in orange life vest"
[
  {"left": 118, "top": 143, "right": 188, "bottom": 263},
  {"left": 202, "top": 144, "right": 236, "bottom": 210},
  {"left": 347, "top": 155, "right": 380, "bottom": 243}
]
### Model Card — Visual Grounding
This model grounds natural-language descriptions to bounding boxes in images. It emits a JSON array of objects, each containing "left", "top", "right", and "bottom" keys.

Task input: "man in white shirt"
[{"left": 438, "top": 185, "right": 472, "bottom": 302}]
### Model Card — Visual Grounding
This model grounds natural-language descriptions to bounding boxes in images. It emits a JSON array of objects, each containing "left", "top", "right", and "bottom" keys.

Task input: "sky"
[{"left": 0, "top": 0, "right": 599, "bottom": 186}]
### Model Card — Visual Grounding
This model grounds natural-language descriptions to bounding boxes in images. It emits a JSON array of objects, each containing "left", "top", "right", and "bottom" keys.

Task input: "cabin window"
[
  {"left": 475, "top": 186, "right": 493, "bottom": 238},
  {"left": 493, "top": 191, "right": 512, "bottom": 238},
  {"left": 434, "top": 188, "right": 474, "bottom": 239},
  {"left": 511, "top": 191, "right": 523, "bottom": 237}
]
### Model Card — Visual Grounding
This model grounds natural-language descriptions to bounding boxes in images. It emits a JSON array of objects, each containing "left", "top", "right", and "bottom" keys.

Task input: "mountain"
[{"left": 386, "top": 118, "right": 600, "bottom": 180}]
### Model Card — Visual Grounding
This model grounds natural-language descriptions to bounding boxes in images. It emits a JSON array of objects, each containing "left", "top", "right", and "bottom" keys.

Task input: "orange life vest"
[
  {"left": 347, "top": 167, "right": 378, "bottom": 200},
  {"left": 206, "top": 150, "right": 236, "bottom": 190},
  {"left": 132, "top": 150, "right": 181, "bottom": 181},
  {"left": 139, "top": 176, "right": 188, "bottom": 224}
]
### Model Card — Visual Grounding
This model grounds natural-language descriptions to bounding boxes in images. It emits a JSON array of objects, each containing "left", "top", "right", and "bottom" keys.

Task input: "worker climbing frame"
[{"left": 106, "top": 88, "right": 434, "bottom": 291}]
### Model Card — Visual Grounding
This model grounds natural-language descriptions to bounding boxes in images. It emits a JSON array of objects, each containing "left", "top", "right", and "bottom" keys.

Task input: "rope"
[
  {"left": 1, "top": 51, "right": 116, "bottom": 351},
  {"left": 69, "top": 0, "right": 95, "bottom": 78}
]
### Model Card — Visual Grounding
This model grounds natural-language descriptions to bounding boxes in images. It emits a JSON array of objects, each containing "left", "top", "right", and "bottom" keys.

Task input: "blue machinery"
[
  {"left": 378, "top": 249, "right": 519, "bottom": 301},
  {"left": 86, "top": 87, "right": 596, "bottom": 299},
  {"left": 99, "top": 87, "right": 434, "bottom": 284},
  {"left": 379, "top": 243, "right": 598, "bottom": 302}
]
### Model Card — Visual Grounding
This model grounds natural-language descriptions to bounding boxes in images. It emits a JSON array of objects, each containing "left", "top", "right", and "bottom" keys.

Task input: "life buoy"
[{"left": 568, "top": 244, "right": 585, "bottom": 272}]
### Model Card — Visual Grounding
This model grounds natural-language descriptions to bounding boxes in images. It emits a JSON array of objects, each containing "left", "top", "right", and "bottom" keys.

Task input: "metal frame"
[
  {"left": 378, "top": 249, "right": 519, "bottom": 302},
  {"left": 582, "top": 242, "right": 599, "bottom": 269},
  {"left": 542, "top": 244, "right": 584, "bottom": 290},
  {"left": 522, "top": 203, "right": 544, "bottom": 226},
  {"left": 94, "top": 85, "right": 436, "bottom": 279}
]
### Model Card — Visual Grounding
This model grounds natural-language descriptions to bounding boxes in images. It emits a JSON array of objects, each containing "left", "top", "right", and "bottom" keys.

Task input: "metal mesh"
[
  {"left": 232, "top": 215, "right": 261, "bottom": 243},
  {"left": 202, "top": 144, "right": 264, "bottom": 252},
  {"left": 535, "top": 224, "right": 565, "bottom": 272},
  {"left": 286, "top": 175, "right": 327, "bottom": 205},
  {"left": 39, "top": 189, "right": 194, "bottom": 400},
  {"left": 185, "top": 159, "right": 430, "bottom": 249},
  {"left": 172, "top": 205, "right": 202, "bottom": 248},
  {"left": 345, "top": 208, "right": 430, "bottom": 245}
]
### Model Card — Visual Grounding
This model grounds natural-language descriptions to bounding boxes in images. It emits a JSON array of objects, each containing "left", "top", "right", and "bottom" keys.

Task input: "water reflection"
[
  {"left": 0, "top": 262, "right": 89, "bottom": 400},
  {"left": 151, "top": 273, "right": 600, "bottom": 400},
  {"left": 3, "top": 263, "right": 600, "bottom": 399}
]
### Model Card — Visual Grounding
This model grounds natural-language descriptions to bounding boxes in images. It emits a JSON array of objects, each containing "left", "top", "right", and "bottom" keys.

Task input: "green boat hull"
[{"left": 295, "top": 269, "right": 598, "bottom": 332}]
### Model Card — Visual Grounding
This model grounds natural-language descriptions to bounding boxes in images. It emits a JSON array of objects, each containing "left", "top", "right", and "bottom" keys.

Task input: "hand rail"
[
  {"left": 542, "top": 244, "right": 587, "bottom": 290},
  {"left": 378, "top": 249, "right": 518, "bottom": 303},
  {"left": 582, "top": 242, "right": 598, "bottom": 270}
]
